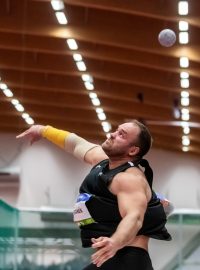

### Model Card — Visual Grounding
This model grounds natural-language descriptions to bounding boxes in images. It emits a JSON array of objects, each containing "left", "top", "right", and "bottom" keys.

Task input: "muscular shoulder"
[
  {"left": 110, "top": 167, "right": 150, "bottom": 198},
  {"left": 117, "top": 167, "right": 146, "bottom": 190}
]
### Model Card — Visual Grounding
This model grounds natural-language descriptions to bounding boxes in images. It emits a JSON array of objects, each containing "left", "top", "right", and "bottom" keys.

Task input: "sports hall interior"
[{"left": 0, "top": 1, "right": 200, "bottom": 269}]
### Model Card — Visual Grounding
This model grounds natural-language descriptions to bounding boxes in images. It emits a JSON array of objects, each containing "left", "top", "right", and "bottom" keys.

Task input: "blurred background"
[{"left": 0, "top": 0, "right": 200, "bottom": 269}]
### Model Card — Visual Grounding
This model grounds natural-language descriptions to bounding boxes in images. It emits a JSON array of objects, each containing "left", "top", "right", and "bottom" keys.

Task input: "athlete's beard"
[{"left": 102, "top": 139, "right": 128, "bottom": 158}]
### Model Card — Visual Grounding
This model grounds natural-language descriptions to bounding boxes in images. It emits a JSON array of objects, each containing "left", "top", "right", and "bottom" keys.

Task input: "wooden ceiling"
[{"left": 0, "top": 0, "right": 200, "bottom": 156}]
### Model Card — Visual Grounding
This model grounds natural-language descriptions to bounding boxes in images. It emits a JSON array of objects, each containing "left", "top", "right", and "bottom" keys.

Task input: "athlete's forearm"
[
  {"left": 42, "top": 126, "right": 98, "bottom": 161},
  {"left": 111, "top": 212, "right": 143, "bottom": 249}
]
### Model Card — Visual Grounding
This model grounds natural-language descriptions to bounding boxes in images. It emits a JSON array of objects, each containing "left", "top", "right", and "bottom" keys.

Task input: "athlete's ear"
[{"left": 129, "top": 145, "right": 140, "bottom": 157}]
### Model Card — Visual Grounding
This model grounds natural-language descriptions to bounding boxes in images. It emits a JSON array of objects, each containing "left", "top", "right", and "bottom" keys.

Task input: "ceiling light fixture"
[
  {"left": 96, "top": 108, "right": 104, "bottom": 114},
  {"left": 76, "top": 61, "right": 87, "bottom": 71},
  {"left": 3, "top": 89, "right": 13, "bottom": 97},
  {"left": 180, "top": 78, "right": 189, "bottom": 88},
  {"left": 183, "top": 126, "right": 190, "bottom": 135},
  {"left": 180, "top": 56, "right": 189, "bottom": 68},
  {"left": 91, "top": 98, "right": 101, "bottom": 106},
  {"left": 101, "top": 122, "right": 111, "bottom": 133},
  {"left": 15, "top": 104, "right": 24, "bottom": 112},
  {"left": 181, "top": 90, "right": 189, "bottom": 98},
  {"left": 97, "top": 112, "right": 106, "bottom": 121},
  {"left": 50, "top": 3, "right": 111, "bottom": 135},
  {"left": 182, "top": 135, "right": 190, "bottom": 146},
  {"left": 181, "top": 113, "right": 190, "bottom": 121},
  {"left": 81, "top": 74, "right": 93, "bottom": 83},
  {"left": 0, "top": 78, "right": 34, "bottom": 126},
  {"left": 0, "top": 83, "right": 8, "bottom": 90},
  {"left": 25, "top": 117, "right": 34, "bottom": 125},
  {"left": 178, "top": 1, "right": 189, "bottom": 15},
  {"left": 181, "top": 97, "right": 189, "bottom": 106},
  {"left": 22, "top": 113, "right": 30, "bottom": 119},
  {"left": 73, "top": 53, "right": 82, "bottom": 62},
  {"left": 11, "top": 99, "right": 19, "bottom": 105},
  {"left": 66, "top": 39, "right": 78, "bottom": 50},
  {"left": 181, "top": 108, "right": 189, "bottom": 115},
  {"left": 180, "top": 71, "right": 189, "bottom": 79},
  {"left": 89, "top": 92, "right": 97, "bottom": 99},
  {"left": 178, "top": 1, "right": 190, "bottom": 152},
  {"left": 84, "top": 81, "right": 94, "bottom": 90},
  {"left": 51, "top": 0, "right": 64, "bottom": 11},
  {"left": 179, "top": 32, "right": 189, "bottom": 44},
  {"left": 182, "top": 146, "right": 189, "bottom": 152},
  {"left": 179, "top": 21, "right": 189, "bottom": 31},
  {"left": 55, "top": 12, "right": 68, "bottom": 24}
]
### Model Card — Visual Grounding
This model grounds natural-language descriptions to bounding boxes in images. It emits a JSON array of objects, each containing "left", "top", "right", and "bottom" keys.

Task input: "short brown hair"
[{"left": 131, "top": 120, "right": 153, "bottom": 159}]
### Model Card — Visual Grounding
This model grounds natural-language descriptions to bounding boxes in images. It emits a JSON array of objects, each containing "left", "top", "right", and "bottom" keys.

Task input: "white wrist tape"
[{"left": 65, "top": 133, "right": 98, "bottom": 161}]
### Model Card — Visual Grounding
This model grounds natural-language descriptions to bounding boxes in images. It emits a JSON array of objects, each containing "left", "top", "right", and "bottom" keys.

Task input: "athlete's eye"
[{"left": 118, "top": 130, "right": 124, "bottom": 137}]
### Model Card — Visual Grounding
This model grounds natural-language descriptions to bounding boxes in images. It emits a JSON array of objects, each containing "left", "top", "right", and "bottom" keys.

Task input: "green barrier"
[
  {"left": 0, "top": 200, "right": 91, "bottom": 270},
  {"left": 1, "top": 200, "right": 200, "bottom": 270}
]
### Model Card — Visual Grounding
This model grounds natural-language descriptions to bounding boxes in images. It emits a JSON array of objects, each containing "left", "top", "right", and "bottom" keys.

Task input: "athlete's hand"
[
  {"left": 16, "top": 125, "right": 45, "bottom": 145},
  {"left": 160, "top": 199, "right": 174, "bottom": 216},
  {"left": 91, "top": 237, "right": 119, "bottom": 267}
]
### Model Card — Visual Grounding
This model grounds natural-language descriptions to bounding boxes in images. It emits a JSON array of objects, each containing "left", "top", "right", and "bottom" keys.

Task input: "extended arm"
[{"left": 16, "top": 125, "right": 107, "bottom": 165}]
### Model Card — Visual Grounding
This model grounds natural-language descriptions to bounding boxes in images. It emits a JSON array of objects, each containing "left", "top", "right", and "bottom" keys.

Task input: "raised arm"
[{"left": 16, "top": 125, "right": 108, "bottom": 165}]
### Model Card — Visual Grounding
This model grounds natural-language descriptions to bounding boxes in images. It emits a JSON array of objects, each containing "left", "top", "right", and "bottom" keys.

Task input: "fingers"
[
  {"left": 91, "top": 237, "right": 104, "bottom": 243},
  {"left": 91, "top": 238, "right": 98, "bottom": 244},
  {"left": 16, "top": 130, "right": 30, "bottom": 138},
  {"left": 92, "top": 252, "right": 111, "bottom": 267},
  {"left": 16, "top": 134, "right": 23, "bottom": 139},
  {"left": 92, "top": 237, "right": 107, "bottom": 248},
  {"left": 91, "top": 237, "right": 116, "bottom": 267},
  {"left": 16, "top": 125, "right": 43, "bottom": 145},
  {"left": 16, "top": 129, "right": 34, "bottom": 146},
  {"left": 92, "top": 245, "right": 108, "bottom": 258},
  {"left": 92, "top": 246, "right": 114, "bottom": 267}
]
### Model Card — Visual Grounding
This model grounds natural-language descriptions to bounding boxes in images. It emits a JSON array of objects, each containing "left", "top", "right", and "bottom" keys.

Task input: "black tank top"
[{"left": 78, "top": 159, "right": 172, "bottom": 247}]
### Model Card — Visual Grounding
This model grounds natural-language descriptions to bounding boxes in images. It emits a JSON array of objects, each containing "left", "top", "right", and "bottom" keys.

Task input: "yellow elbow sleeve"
[{"left": 42, "top": 126, "right": 70, "bottom": 149}]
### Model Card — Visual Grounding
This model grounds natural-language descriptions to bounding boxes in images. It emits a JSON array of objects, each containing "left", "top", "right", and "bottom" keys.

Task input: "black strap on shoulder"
[
  {"left": 92, "top": 159, "right": 153, "bottom": 189},
  {"left": 97, "top": 160, "right": 135, "bottom": 185},
  {"left": 137, "top": 159, "right": 153, "bottom": 188}
]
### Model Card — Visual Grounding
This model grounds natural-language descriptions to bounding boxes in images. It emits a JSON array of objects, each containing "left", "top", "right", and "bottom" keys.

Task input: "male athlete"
[{"left": 17, "top": 120, "right": 172, "bottom": 269}]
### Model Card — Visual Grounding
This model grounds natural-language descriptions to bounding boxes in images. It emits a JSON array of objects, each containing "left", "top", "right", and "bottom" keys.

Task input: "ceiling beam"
[
  {"left": 2, "top": 70, "right": 200, "bottom": 106},
  {"left": 35, "top": 0, "right": 200, "bottom": 28},
  {"left": 1, "top": 5, "right": 200, "bottom": 62},
  {"left": 0, "top": 49, "right": 198, "bottom": 98},
  {"left": 0, "top": 32, "right": 185, "bottom": 75}
]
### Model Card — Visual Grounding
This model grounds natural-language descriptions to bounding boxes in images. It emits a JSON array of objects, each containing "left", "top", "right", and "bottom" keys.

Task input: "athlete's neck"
[{"left": 108, "top": 157, "right": 135, "bottom": 169}]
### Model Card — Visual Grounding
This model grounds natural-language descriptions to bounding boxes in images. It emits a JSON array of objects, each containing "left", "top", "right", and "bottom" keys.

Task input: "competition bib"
[{"left": 73, "top": 193, "right": 96, "bottom": 226}]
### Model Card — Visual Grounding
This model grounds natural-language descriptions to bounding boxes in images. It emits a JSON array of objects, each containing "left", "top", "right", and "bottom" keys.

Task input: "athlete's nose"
[{"left": 110, "top": 131, "right": 116, "bottom": 139}]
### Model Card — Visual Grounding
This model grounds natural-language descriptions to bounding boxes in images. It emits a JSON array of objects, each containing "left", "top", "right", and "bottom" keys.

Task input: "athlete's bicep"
[
  {"left": 115, "top": 174, "right": 148, "bottom": 219},
  {"left": 84, "top": 145, "right": 108, "bottom": 165}
]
